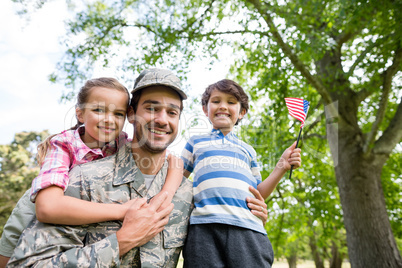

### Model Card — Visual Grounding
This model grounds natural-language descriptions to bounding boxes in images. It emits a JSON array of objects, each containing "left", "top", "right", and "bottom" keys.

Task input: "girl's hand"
[
  {"left": 246, "top": 186, "right": 268, "bottom": 225},
  {"left": 121, "top": 198, "right": 146, "bottom": 220},
  {"left": 279, "top": 141, "right": 302, "bottom": 171},
  {"left": 152, "top": 191, "right": 174, "bottom": 212}
]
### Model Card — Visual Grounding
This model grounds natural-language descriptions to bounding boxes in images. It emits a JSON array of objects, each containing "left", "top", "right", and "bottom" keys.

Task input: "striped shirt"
[
  {"left": 30, "top": 127, "right": 129, "bottom": 202},
  {"left": 181, "top": 129, "right": 266, "bottom": 234}
]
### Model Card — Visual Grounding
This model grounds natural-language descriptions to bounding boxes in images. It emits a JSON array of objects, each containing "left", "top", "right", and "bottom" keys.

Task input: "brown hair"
[
  {"left": 36, "top": 77, "right": 129, "bottom": 166},
  {"left": 201, "top": 79, "right": 249, "bottom": 125}
]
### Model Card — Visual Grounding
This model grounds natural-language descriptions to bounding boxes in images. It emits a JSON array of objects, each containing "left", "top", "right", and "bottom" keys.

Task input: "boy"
[{"left": 181, "top": 79, "right": 301, "bottom": 267}]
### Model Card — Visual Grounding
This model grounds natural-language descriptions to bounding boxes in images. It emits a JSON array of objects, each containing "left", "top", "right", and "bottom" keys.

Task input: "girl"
[{"left": 32, "top": 77, "right": 183, "bottom": 225}]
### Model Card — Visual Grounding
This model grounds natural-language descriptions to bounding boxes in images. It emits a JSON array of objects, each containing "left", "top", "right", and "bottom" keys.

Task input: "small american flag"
[{"left": 285, "top": 98, "right": 310, "bottom": 128}]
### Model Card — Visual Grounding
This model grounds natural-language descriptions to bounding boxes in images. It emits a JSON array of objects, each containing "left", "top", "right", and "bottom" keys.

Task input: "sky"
[{"left": 0, "top": 1, "right": 230, "bottom": 153}]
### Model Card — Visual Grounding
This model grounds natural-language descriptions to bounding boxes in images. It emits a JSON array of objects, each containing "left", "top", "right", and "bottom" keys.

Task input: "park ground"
[{"left": 177, "top": 258, "right": 351, "bottom": 267}]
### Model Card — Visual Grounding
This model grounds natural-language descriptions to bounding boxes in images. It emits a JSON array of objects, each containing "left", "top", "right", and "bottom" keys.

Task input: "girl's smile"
[{"left": 76, "top": 87, "right": 128, "bottom": 148}]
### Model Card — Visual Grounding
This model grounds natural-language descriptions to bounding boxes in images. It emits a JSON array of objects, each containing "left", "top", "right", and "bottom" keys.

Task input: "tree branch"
[
  {"left": 364, "top": 46, "right": 402, "bottom": 155},
  {"left": 355, "top": 88, "right": 374, "bottom": 104},
  {"left": 246, "top": 0, "right": 335, "bottom": 109},
  {"left": 347, "top": 39, "right": 377, "bottom": 78},
  {"left": 304, "top": 134, "right": 326, "bottom": 140},
  {"left": 373, "top": 95, "right": 402, "bottom": 156}
]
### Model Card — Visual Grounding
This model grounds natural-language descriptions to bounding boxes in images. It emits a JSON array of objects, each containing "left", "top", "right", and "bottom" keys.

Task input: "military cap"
[{"left": 132, "top": 68, "right": 187, "bottom": 99}]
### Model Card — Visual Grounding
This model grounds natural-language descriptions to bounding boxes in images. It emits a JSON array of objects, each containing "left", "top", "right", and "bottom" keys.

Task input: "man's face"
[{"left": 129, "top": 86, "right": 181, "bottom": 153}]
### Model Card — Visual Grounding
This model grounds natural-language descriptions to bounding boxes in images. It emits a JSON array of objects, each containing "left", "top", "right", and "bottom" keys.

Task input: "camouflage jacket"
[{"left": 7, "top": 143, "right": 193, "bottom": 268}]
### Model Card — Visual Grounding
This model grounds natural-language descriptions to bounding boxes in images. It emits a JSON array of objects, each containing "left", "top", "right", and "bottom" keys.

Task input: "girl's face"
[
  {"left": 202, "top": 89, "right": 246, "bottom": 135},
  {"left": 76, "top": 87, "right": 128, "bottom": 148}
]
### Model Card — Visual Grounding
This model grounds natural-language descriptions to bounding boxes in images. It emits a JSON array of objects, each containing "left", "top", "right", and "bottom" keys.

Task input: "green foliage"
[
  {"left": 0, "top": 131, "right": 48, "bottom": 234},
  {"left": 11, "top": 0, "right": 402, "bottom": 262}
]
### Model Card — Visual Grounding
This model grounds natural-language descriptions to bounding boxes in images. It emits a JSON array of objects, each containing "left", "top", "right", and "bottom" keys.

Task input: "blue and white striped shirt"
[{"left": 181, "top": 129, "right": 266, "bottom": 235}]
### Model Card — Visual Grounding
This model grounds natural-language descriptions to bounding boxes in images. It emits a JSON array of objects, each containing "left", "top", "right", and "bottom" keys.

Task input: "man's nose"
[{"left": 154, "top": 110, "right": 168, "bottom": 125}]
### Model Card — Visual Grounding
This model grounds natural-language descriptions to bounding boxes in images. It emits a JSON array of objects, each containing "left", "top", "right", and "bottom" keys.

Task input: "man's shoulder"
[
  {"left": 69, "top": 154, "right": 116, "bottom": 175},
  {"left": 178, "top": 177, "right": 192, "bottom": 192}
]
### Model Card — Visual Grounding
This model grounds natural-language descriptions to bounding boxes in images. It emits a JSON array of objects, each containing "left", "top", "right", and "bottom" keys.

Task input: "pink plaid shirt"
[{"left": 30, "top": 127, "right": 129, "bottom": 202}]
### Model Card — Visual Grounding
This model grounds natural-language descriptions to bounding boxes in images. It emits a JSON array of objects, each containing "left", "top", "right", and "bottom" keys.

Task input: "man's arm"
[
  {"left": 7, "top": 193, "right": 173, "bottom": 267},
  {"left": 116, "top": 192, "right": 173, "bottom": 256},
  {"left": 0, "top": 189, "right": 36, "bottom": 268}
]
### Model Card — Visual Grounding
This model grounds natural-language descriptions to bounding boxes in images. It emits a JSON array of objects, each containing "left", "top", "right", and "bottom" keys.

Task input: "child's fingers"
[
  {"left": 148, "top": 191, "right": 169, "bottom": 211},
  {"left": 288, "top": 141, "right": 297, "bottom": 150}
]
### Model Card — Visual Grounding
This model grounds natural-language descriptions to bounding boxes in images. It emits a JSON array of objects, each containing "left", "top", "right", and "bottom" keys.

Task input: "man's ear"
[
  {"left": 76, "top": 107, "right": 85, "bottom": 124},
  {"left": 127, "top": 106, "right": 135, "bottom": 123}
]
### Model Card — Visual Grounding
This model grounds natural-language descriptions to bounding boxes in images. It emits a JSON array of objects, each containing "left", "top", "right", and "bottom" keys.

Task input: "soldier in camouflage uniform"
[{"left": 7, "top": 68, "right": 193, "bottom": 267}]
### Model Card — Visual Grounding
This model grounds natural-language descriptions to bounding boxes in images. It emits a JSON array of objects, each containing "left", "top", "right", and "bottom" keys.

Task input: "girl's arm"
[
  {"left": 35, "top": 186, "right": 137, "bottom": 225},
  {"left": 155, "top": 154, "right": 184, "bottom": 210},
  {"left": 257, "top": 142, "right": 301, "bottom": 200}
]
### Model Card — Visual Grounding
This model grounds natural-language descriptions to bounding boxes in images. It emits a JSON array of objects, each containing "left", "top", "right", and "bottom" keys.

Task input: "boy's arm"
[
  {"left": 35, "top": 186, "right": 137, "bottom": 225},
  {"left": 257, "top": 141, "right": 301, "bottom": 199}
]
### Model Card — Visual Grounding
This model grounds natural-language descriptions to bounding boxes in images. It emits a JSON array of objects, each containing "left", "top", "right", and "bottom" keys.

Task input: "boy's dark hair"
[{"left": 202, "top": 79, "right": 249, "bottom": 125}]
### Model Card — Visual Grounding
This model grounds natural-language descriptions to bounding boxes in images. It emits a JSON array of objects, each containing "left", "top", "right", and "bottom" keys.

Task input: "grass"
[
  {"left": 177, "top": 258, "right": 351, "bottom": 268},
  {"left": 272, "top": 259, "right": 351, "bottom": 268}
]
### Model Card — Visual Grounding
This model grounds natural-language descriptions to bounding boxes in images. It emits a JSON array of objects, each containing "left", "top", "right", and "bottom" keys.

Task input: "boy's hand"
[{"left": 279, "top": 141, "right": 302, "bottom": 171}]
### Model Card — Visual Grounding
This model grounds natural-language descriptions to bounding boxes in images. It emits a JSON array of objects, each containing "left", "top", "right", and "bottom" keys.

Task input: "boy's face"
[{"left": 203, "top": 89, "right": 246, "bottom": 135}]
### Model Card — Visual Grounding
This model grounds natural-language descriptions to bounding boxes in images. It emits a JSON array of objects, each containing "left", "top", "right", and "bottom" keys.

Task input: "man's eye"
[
  {"left": 146, "top": 107, "right": 156, "bottom": 111},
  {"left": 116, "top": 112, "right": 125, "bottom": 117},
  {"left": 94, "top": 108, "right": 105, "bottom": 112},
  {"left": 169, "top": 111, "right": 178, "bottom": 116}
]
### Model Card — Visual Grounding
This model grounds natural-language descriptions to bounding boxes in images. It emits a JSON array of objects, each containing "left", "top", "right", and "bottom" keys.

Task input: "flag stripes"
[{"left": 285, "top": 98, "right": 310, "bottom": 127}]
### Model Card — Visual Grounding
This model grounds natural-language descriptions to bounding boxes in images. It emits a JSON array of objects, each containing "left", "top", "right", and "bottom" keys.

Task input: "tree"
[
  {"left": 12, "top": 0, "right": 402, "bottom": 266},
  {"left": 0, "top": 131, "right": 48, "bottom": 234}
]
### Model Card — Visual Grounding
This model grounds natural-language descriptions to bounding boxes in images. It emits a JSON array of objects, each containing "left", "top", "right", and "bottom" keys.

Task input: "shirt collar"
[
  {"left": 74, "top": 126, "right": 124, "bottom": 161},
  {"left": 112, "top": 143, "right": 168, "bottom": 198},
  {"left": 211, "top": 128, "right": 236, "bottom": 138}
]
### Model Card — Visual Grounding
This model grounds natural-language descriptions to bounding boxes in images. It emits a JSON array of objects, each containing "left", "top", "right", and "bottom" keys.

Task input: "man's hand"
[
  {"left": 246, "top": 186, "right": 268, "bottom": 225},
  {"left": 116, "top": 192, "right": 174, "bottom": 256}
]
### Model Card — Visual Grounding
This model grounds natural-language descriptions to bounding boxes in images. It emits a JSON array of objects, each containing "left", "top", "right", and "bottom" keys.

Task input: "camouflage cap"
[{"left": 131, "top": 68, "right": 187, "bottom": 100}]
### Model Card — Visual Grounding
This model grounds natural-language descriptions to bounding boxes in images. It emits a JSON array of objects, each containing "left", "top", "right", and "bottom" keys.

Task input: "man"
[
  {"left": 1, "top": 68, "right": 268, "bottom": 267},
  {"left": 7, "top": 68, "right": 193, "bottom": 267}
]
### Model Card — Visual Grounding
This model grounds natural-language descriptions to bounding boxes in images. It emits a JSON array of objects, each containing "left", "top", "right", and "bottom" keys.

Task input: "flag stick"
[
  {"left": 288, "top": 104, "right": 309, "bottom": 180},
  {"left": 288, "top": 127, "right": 302, "bottom": 180}
]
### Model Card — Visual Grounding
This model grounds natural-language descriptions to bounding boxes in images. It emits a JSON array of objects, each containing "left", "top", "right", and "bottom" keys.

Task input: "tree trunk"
[
  {"left": 309, "top": 236, "right": 325, "bottom": 268},
  {"left": 286, "top": 254, "right": 297, "bottom": 268},
  {"left": 327, "top": 120, "right": 402, "bottom": 267},
  {"left": 329, "top": 241, "right": 343, "bottom": 268}
]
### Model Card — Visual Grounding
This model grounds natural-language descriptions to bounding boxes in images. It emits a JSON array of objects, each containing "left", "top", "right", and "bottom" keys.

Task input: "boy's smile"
[{"left": 203, "top": 89, "right": 246, "bottom": 135}]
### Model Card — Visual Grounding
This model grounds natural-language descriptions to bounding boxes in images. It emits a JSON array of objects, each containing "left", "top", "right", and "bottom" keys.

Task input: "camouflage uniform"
[{"left": 7, "top": 143, "right": 193, "bottom": 267}]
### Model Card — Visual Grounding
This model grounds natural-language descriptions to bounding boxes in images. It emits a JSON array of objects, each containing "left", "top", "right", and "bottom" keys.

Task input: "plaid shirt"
[{"left": 30, "top": 127, "right": 129, "bottom": 202}]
